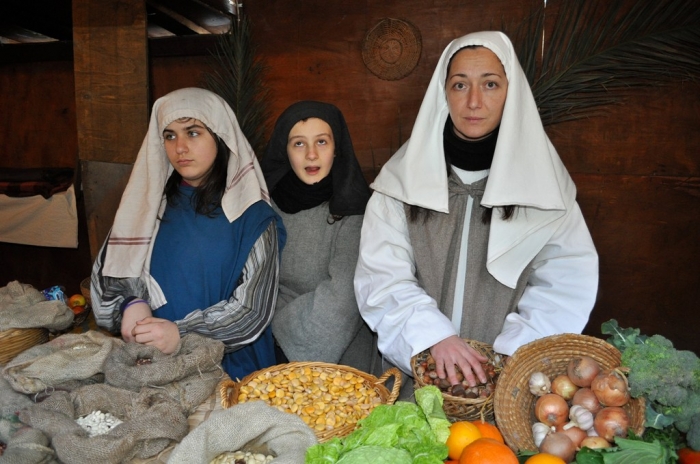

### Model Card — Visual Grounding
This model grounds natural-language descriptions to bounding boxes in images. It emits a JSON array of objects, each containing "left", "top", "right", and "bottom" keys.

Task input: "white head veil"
[
  {"left": 103, "top": 87, "right": 270, "bottom": 279},
  {"left": 371, "top": 31, "right": 577, "bottom": 287}
]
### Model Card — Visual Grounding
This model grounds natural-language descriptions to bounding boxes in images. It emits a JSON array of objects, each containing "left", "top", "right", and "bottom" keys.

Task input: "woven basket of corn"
[{"left": 219, "top": 362, "right": 401, "bottom": 442}]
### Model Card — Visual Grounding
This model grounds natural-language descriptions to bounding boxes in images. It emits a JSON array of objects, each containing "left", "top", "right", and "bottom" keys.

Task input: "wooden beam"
[
  {"left": 73, "top": 0, "right": 149, "bottom": 165},
  {"left": 73, "top": 0, "right": 149, "bottom": 258}
]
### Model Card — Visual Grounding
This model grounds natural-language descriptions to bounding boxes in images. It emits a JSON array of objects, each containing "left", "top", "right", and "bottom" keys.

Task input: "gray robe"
[
  {"left": 407, "top": 173, "right": 532, "bottom": 345},
  {"left": 271, "top": 201, "right": 378, "bottom": 373}
]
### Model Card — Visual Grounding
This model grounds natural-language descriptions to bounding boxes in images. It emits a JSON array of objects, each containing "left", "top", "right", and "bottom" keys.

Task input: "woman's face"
[
  {"left": 445, "top": 47, "right": 508, "bottom": 140},
  {"left": 287, "top": 117, "right": 335, "bottom": 185},
  {"left": 163, "top": 118, "right": 218, "bottom": 187}
]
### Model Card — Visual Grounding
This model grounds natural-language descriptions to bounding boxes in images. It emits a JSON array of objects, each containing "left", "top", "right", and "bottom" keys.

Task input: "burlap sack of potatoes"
[
  {"left": 104, "top": 333, "right": 225, "bottom": 413},
  {"left": 0, "top": 281, "right": 73, "bottom": 331},
  {"left": 2, "top": 331, "right": 122, "bottom": 395},
  {"left": 166, "top": 401, "right": 318, "bottom": 464},
  {"left": 19, "top": 383, "right": 189, "bottom": 464}
]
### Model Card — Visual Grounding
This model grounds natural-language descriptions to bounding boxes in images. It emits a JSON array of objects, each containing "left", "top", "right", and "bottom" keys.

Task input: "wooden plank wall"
[
  {"left": 246, "top": 0, "right": 700, "bottom": 353},
  {"left": 0, "top": 0, "right": 698, "bottom": 354}
]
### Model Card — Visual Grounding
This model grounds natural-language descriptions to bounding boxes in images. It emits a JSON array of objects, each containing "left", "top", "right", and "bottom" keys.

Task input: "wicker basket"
[
  {"left": 0, "top": 327, "right": 49, "bottom": 364},
  {"left": 80, "top": 277, "right": 92, "bottom": 307},
  {"left": 493, "top": 333, "right": 646, "bottom": 453},
  {"left": 411, "top": 339, "right": 503, "bottom": 423},
  {"left": 219, "top": 362, "right": 401, "bottom": 442}
]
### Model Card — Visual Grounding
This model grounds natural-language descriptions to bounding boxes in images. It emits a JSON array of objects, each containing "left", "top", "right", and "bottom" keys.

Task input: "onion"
[
  {"left": 594, "top": 406, "right": 630, "bottom": 442},
  {"left": 540, "top": 432, "right": 577, "bottom": 463},
  {"left": 591, "top": 369, "right": 630, "bottom": 406},
  {"left": 567, "top": 356, "right": 601, "bottom": 387},
  {"left": 535, "top": 393, "right": 569, "bottom": 427},
  {"left": 572, "top": 387, "right": 602, "bottom": 415},
  {"left": 557, "top": 424, "right": 588, "bottom": 448},
  {"left": 580, "top": 436, "right": 612, "bottom": 450},
  {"left": 551, "top": 374, "right": 580, "bottom": 401}
]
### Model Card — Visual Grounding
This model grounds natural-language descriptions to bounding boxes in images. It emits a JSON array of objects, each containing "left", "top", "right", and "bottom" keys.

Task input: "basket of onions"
[{"left": 493, "top": 333, "right": 645, "bottom": 463}]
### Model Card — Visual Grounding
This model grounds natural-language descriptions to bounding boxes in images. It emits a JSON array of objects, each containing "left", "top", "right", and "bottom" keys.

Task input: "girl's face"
[
  {"left": 445, "top": 47, "right": 508, "bottom": 140},
  {"left": 287, "top": 117, "right": 335, "bottom": 185},
  {"left": 163, "top": 118, "right": 218, "bottom": 187}
]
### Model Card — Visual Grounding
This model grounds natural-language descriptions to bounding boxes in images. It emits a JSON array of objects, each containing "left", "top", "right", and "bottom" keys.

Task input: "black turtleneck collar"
[{"left": 443, "top": 117, "right": 499, "bottom": 172}]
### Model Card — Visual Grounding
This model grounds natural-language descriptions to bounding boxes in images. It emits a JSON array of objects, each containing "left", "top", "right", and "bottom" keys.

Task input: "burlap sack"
[
  {"left": 2, "top": 331, "right": 122, "bottom": 395},
  {"left": 104, "top": 333, "right": 225, "bottom": 412},
  {"left": 167, "top": 401, "right": 318, "bottom": 464},
  {"left": 0, "top": 377, "right": 32, "bottom": 417},
  {"left": 0, "top": 426, "right": 57, "bottom": 464},
  {"left": 19, "top": 383, "right": 189, "bottom": 464},
  {"left": 0, "top": 281, "right": 73, "bottom": 332}
]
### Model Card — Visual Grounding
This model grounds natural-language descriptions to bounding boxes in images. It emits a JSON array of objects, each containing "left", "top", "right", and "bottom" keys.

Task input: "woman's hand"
[
  {"left": 120, "top": 301, "right": 152, "bottom": 342},
  {"left": 430, "top": 335, "right": 489, "bottom": 387},
  {"left": 132, "top": 317, "right": 181, "bottom": 354}
]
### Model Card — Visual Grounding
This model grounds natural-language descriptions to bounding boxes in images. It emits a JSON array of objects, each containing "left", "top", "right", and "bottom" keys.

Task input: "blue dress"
[{"left": 150, "top": 185, "right": 284, "bottom": 380}]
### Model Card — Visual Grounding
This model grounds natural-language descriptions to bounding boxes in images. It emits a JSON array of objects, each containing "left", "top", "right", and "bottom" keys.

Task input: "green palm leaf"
[
  {"left": 509, "top": 0, "right": 700, "bottom": 125},
  {"left": 204, "top": 15, "right": 271, "bottom": 157}
]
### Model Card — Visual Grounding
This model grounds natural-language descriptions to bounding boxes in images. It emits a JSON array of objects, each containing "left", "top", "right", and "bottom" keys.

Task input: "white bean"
[
  {"left": 75, "top": 410, "right": 123, "bottom": 437},
  {"left": 210, "top": 450, "right": 274, "bottom": 464}
]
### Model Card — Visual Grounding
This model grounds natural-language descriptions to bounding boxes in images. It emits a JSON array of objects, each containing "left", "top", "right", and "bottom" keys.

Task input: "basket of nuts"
[
  {"left": 218, "top": 362, "right": 402, "bottom": 442},
  {"left": 411, "top": 339, "right": 503, "bottom": 423}
]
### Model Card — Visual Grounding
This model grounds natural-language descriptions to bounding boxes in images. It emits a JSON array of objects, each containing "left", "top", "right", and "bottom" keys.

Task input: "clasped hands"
[{"left": 120, "top": 300, "right": 180, "bottom": 354}]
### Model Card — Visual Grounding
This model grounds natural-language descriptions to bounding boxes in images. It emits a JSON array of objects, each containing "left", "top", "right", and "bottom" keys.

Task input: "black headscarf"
[{"left": 261, "top": 101, "right": 371, "bottom": 216}]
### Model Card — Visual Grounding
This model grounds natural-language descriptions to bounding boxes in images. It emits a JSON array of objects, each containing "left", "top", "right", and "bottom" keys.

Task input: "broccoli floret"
[
  {"left": 660, "top": 390, "right": 700, "bottom": 433},
  {"left": 622, "top": 334, "right": 700, "bottom": 405},
  {"left": 688, "top": 414, "right": 700, "bottom": 451}
]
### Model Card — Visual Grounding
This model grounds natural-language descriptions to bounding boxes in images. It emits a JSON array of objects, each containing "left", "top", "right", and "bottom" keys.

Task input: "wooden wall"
[
  {"left": 243, "top": 0, "right": 700, "bottom": 352},
  {"left": 1, "top": 0, "right": 698, "bottom": 354}
]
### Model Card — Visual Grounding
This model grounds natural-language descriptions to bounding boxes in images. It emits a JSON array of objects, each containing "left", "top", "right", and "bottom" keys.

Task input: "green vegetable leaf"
[
  {"left": 601, "top": 319, "right": 646, "bottom": 352},
  {"left": 335, "top": 445, "right": 412, "bottom": 464},
  {"left": 645, "top": 403, "right": 675, "bottom": 430},
  {"left": 414, "top": 385, "right": 451, "bottom": 443},
  {"left": 605, "top": 437, "right": 675, "bottom": 463}
]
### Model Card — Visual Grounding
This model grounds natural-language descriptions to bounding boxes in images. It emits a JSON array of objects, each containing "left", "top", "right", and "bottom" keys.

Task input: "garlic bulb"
[
  {"left": 566, "top": 404, "right": 595, "bottom": 431},
  {"left": 532, "top": 421, "right": 554, "bottom": 448},
  {"left": 529, "top": 372, "right": 552, "bottom": 396}
]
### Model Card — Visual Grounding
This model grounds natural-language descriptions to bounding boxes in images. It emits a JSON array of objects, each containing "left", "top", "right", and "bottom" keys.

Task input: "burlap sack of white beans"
[
  {"left": 0, "top": 281, "right": 73, "bottom": 331},
  {"left": 104, "top": 333, "right": 225, "bottom": 413},
  {"left": 19, "top": 383, "right": 189, "bottom": 464},
  {"left": 0, "top": 426, "right": 57, "bottom": 464},
  {"left": 2, "top": 331, "right": 122, "bottom": 395},
  {"left": 167, "top": 401, "right": 318, "bottom": 464}
]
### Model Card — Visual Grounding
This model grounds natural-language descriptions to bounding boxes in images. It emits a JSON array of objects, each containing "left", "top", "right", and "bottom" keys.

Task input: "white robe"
[{"left": 353, "top": 31, "right": 599, "bottom": 375}]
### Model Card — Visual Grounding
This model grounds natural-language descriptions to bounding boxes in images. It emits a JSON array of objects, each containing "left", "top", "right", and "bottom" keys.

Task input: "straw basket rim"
[
  {"left": 218, "top": 361, "right": 402, "bottom": 442},
  {"left": 493, "top": 333, "right": 646, "bottom": 453},
  {"left": 80, "top": 277, "right": 92, "bottom": 306},
  {"left": 411, "top": 339, "right": 502, "bottom": 422},
  {"left": 0, "top": 327, "right": 49, "bottom": 365}
]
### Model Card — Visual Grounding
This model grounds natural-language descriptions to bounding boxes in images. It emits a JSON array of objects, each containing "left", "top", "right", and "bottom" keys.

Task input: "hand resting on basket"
[{"left": 430, "top": 335, "right": 489, "bottom": 387}]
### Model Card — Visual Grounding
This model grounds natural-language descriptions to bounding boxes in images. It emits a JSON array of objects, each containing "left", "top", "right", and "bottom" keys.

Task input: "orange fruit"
[
  {"left": 471, "top": 419, "right": 504, "bottom": 443},
  {"left": 458, "top": 437, "right": 518, "bottom": 464},
  {"left": 446, "top": 421, "right": 482, "bottom": 460},
  {"left": 524, "top": 453, "right": 567, "bottom": 464}
]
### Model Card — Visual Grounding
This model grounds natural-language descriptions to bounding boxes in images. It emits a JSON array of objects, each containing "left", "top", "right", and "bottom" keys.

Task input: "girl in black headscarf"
[{"left": 261, "top": 101, "right": 376, "bottom": 372}]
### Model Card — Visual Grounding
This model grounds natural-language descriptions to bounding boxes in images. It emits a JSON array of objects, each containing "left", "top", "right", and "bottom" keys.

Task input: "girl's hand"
[
  {"left": 121, "top": 301, "right": 152, "bottom": 342},
  {"left": 132, "top": 317, "right": 181, "bottom": 354},
  {"left": 430, "top": 335, "right": 489, "bottom": 387}
]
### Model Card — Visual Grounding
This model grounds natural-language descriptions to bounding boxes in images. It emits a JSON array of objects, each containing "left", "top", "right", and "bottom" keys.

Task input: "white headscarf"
[
  {"left": 103, "top": 87, "right": 270, "bottom": 278},
  {"left": 371, "top": 31, "right": 577, "bottom": 287}
]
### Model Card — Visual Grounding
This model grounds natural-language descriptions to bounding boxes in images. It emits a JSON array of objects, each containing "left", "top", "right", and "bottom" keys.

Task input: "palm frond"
[
  {"left": 204, "top": 15, "right": 271, "bottom": 157},
  {"left": 507, "top": 0, "right": 700, "bottom": 126}
]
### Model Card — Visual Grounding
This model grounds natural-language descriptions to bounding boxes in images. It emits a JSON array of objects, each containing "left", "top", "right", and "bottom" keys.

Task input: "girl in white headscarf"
[
  {"left": 354, "top": 31, "right": 598, "bottom": 388},
  {"left": 90, "top": 87, "right": 286, "bottom": 380}
]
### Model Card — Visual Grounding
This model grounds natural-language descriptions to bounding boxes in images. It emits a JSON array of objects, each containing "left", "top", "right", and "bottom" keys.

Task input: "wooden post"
[{"left": 73, "top": 0, "right": 149, "bottom": 259}]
